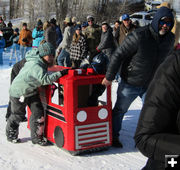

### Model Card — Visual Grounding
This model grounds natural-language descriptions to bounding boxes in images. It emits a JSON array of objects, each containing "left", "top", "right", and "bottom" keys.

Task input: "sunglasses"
[{"left": 159, "top": 20, "right": 172, "bottom": 27}]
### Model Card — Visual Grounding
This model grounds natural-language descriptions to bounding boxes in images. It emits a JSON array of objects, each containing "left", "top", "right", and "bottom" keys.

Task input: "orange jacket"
[{"left": 18, "top": 29, "right": 32, "bottom": 47}]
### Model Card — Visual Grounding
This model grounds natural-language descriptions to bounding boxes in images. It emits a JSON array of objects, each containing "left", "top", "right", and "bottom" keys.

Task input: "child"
[{"left": 6, "top": 42, "right": 68, "bottom": 146}]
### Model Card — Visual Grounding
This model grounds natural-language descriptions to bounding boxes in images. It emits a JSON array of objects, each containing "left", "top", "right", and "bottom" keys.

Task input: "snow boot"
[
  {"left": 32, "top": 136, "right": 48, "bottom": 146},
  {"left": 112, "top": 137, "right": 123, "bottom": 148},
  {"left": 6, "top": 129, "right": 21, "bottom": 143}
]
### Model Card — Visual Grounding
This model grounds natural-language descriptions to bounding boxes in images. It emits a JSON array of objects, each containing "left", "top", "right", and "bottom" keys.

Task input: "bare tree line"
[{"left": 7, "top": 0, "right": 144, "bottom": 28}]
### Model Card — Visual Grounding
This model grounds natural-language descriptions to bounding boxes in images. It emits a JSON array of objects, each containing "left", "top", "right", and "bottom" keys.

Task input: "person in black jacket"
[
  {"left": 102, "top": 6, "right": 175, "bottom": 148},
  {"left": 134, "top": 50, "right": 180, "bottom": 170},
  {"left": 6, "top": 58, "right": 26, "bottom": 121},
  {"left": 96, "top": 22, "right": 116, "bottom": 61}
]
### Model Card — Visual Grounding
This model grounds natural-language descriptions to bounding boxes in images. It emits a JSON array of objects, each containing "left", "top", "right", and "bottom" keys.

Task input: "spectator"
[
  {"left": 96, "top": 21, "right": 116, "bottom": 61},
  {"left": 134, "top": 50, "right": 180, "bottom": 170},
  {"left": 6, "top": 42, "right": 69, "bottom": 145},
  {"left": 157, "top": 2, "right": 180, "bottom": 48},
  {"left": 117, "top": 14, "right": 136, "bottom": 45},
  {"left": 69, "top": 24, "right": 87, "bottom": 68},
  {"left": 113, "top": 20, "right": 121, "bottom": 47},
  {"left": 83, "top": 16, "right": 101, "bottom": 63},
  {"left": 72, "top": 16, "right": 77, "bottom": 29},
  {"left": 56, "top": 17, "right": 74, "bottom": 66},
  {"left": 49, "top": 18, "right": 63, "bottom": 47},
  {"left": 102, "top": 7, "right": 175, "bottom": 148},
  {"left": 9, "top": 28, "right": 20, "bottom": 65},
  {"left": 0, "top": 30, "right": 5, "bottom": 65},
  {"left": 18, "top": 22, "right": 32, "bottom": 59},
  {"left": 44, "top": 19, "right": 57, "bottom": 49},
  {"left": 32, "top": 20, "right": 44, "bottom": 48}
]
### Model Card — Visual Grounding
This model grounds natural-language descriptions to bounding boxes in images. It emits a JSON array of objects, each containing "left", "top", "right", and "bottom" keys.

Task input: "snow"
[{"left": 0, "top": 49, "right": 147, "bottom": 170}]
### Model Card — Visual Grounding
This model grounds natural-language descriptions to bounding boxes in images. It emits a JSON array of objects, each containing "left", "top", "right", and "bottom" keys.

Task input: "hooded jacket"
[
  {"left": 32, "top": 27, "right": 44, "bottom": 48},
  {"left": 105, "top": 7, "right": 174, "bottom": 88},
  {"left": 9, "top": 48, "right": 63, "bottom": 98}
]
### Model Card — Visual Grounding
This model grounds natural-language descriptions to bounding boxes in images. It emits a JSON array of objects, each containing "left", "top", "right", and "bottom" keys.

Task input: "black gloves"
[{"left": 60, "top": 69, "right": 69, "bottom": 76}]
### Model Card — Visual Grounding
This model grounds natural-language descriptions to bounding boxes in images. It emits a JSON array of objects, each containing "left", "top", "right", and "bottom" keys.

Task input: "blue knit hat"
[{"left": 38, "top": 42, "right": 55, "bottom": 57}]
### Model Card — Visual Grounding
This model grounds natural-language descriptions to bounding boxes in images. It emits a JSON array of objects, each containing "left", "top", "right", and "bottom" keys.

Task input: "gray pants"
[{"left": 6, "top": 94, "right": 44, "bottom": 140}]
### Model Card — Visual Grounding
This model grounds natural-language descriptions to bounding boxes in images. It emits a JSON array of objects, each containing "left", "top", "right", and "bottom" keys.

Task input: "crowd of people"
[{"left": 2, "top": 1, "right": 180, "bottom": 169}]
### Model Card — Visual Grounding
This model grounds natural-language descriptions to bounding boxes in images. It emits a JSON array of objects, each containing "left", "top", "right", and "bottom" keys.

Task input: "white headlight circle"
[
  {"left": 98, "top": 108, "right": 108, "bottom": 119},
  {"left": 77, "top": 111, "right": 87, "bottom": 122}
]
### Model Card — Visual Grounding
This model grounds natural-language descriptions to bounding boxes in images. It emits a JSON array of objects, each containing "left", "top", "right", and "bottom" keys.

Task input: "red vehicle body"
[{"left": 27, "top": 66, "right": 112, "bottom": 155}]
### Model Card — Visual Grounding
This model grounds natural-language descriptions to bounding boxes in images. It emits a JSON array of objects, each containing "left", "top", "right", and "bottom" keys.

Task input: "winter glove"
[{"left": 60, "top": 69, "right": 69, "bottom": 76}]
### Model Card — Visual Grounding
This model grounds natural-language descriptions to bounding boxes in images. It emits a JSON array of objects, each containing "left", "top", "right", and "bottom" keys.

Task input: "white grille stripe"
[
  {"left": 78, "top": 127, "right": 106, "bottom": 134},
  {"left": 79, "top": 137, "right": 108, "bottom": 144},
  {"left": 75, "top": 122, "right": 110, "bottom": 149},
  {"left": 79, "top": 132, "right": 107, "bottom": 139}
]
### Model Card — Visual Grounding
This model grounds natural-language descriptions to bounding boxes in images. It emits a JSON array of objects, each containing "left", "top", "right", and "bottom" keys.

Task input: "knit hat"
[
  {"left": 22, "top": 22, "right": 27, "bottom": 27},
  {"left": 37, "top": 20, "right": 43, "bottom": 27},
  {"left": 50, "top": 18, "right": 56, "bottom": 25},
  {"left": 38, "top": 42, "right": 55, "bottom": 57}
]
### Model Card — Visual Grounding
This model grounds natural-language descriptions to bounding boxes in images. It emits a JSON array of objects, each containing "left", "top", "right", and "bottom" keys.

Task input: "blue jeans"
[
  {"left": 112, "top": 79, "right": 146, "bottom": 138},
  {"left": 10, "top": 44, "right": 20, "bottom": 63},
  {"left": 20, "top": 46, "right": 31, "bottom": 59},
  {"left": 57, "top": 49, "right": 71, "bottom": 67},
  {"left": 0, "top": 49, "right": 3, "bottom": 65}
]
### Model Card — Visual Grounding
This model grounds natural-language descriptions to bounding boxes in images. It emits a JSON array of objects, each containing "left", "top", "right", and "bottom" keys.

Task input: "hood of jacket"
[
  {"left": 25, "top": 48, "right": 47, "bottom": 68},
  {"left": 151, "top": 6, "right": 174, "bottom": 34}
]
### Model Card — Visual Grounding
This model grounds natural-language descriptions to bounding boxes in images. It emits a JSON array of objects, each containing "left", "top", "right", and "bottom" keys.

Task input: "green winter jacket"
[{"left": 9, "top": 48, "right": 63, "bottom": 98}]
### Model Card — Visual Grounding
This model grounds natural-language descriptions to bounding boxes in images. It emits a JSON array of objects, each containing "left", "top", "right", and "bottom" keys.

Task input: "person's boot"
[
  {"left": 6, "top": 129, "right": 21, "bottom": 143},
  {"left": 32, "top": 134, "right": 48, "bottom": 146},
  {"left": 112, "top": 137, "right": 123, "bottom": 148}
]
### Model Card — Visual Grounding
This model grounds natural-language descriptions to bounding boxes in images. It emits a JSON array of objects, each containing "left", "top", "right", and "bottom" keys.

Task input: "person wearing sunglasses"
[
  {"left": 102, "top": 6, "right": 175, "bottom": 148},
  {"left": 159, "top": 17, "right": 172, "bottom": 35}
]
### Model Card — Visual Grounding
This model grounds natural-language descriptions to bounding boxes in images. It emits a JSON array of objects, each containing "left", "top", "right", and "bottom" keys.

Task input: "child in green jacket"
[{"left": 6, "top": 42, "right": 68, "bottom": 146}]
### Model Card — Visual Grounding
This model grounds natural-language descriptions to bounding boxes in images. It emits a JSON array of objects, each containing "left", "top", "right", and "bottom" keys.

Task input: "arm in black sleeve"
[
  {"left": 10, "top": 58, "right": 26, "bottom": 83},
  {"left": 134, "top": 51, "right": 180, "bottom": 162},
  {"left": 105, "top": 31, "right": 138, "bottom": 81}
]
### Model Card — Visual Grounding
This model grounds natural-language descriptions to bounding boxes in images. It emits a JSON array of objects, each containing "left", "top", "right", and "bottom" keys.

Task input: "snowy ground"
[{"left": 0, "top": 49, "right": 147, "bottom": 170}]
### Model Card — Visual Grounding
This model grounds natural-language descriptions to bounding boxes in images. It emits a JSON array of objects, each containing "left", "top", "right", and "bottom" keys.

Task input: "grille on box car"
[{"left": 75, "top": 122, "right": 110, "bottom": 149}]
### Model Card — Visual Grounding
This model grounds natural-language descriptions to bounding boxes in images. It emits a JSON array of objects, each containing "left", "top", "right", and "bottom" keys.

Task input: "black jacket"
[
  {"left": 11, "top": 58, "right": 26, "bottom": 83},
  {"left": 97, "top": 26, "right": 116, "bottom": 59},
  {"left": 134, "top": 50, "right": 180, "bottom": 170},
  {"left": 105, "top": 7, "right": 174, "bottom": 88}
]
